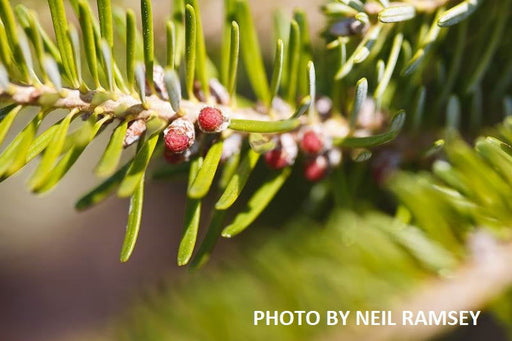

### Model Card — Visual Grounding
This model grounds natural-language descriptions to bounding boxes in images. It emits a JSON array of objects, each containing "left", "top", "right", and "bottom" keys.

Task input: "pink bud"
[
  {"left": 197, "top": 106, "right": 230, "bottom": 133},
  {"left": 164, "top": 118, "right": 195, "bottom": 154},
  {"left": 264, "top": 149, "right": 290, "bottom": 170},
  {"left": 300, "top": 129, "right": 325, "bottom": 155},
  {"left": 264, "top": 134, "right": 298, "bottom": 170},
  {"left": 304, "top": 155, "right": 328, "bottom": 182},
  {"left": 221, "top": 133, "right": 242, "bottom": 162}
]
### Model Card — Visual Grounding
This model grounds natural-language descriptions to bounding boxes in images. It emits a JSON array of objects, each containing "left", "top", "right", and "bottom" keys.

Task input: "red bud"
[
  {"left": 164, "top": 118, "right": 195, "bottom": 154},
  {"left": 300, "top": 130, "right": 325, "bottom": 155},
  {"left": 264, "top": 134, "right": 298, "bottom": 170},
  {"left": 198, "top": 106, "right": 229, "bottom": 133},
  {"left": 304, "top": 156, "right": 328, "bottom": 182},
  {"left": 264, "top": 149, "right": 290, "bottom": 170}
]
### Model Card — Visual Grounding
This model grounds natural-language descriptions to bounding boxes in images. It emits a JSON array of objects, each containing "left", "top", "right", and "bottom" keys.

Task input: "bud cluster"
[
  {"left": 299, "top": 127, "right": 339, "bottom": 182},
  {"left": 160, "top": 95, "right": 385, "bottom": 182},
  {"left": 162, "top": 105, "right": 231, "bottom": 164},
  {"left": 261, "top": 125, "right": 343, "bottom": 182}
]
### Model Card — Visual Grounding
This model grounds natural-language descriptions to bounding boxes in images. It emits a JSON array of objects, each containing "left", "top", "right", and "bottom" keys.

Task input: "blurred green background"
[
  {"left": 0, "top": 0, "right": 323, "bottom": 340},
  {"left": 0, "top": 1, "right": 510, "bottom": 341}
]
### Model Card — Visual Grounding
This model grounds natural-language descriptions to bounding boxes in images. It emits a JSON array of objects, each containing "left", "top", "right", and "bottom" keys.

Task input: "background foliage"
[{"left": 0, "top": 0, "right": 512, "bottom": 340}]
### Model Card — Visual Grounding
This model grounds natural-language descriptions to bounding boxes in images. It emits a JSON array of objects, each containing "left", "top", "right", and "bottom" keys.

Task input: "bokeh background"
[{"left": 0, "top": 1, "right": 508, "bottom": 341}]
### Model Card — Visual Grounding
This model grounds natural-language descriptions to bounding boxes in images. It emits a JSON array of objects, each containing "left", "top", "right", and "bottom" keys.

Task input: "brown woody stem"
[{"left": 0, "top": 84, "right": 269, "bottom": 123}]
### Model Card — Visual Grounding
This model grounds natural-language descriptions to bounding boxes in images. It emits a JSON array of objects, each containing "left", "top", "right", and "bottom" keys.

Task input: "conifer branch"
[{"left": 0, "top": 0, "right": 509, "bottom": 266}]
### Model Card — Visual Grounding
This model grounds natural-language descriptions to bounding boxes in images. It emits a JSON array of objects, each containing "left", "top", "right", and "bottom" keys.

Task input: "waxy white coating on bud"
[
  {"left": 164, "top": 118, "right": 195, "bottom": 154},
  {"left": 221, "top": 133, "right": 243, "bottom": 161},
  {"left": 264, "top": 133, "right": 298, "bottom": 170},
  {"left": 323, "top": 118, "right": 350, "bottom": 139},
  {"left": 209, "top": 79, "right": 230, "bottom": 105},
  {"left": 152, "top": 65, "right": 167, "bottom": 99},
  {"left": 357, "top": 98, "right": 385, "bottom": 131},
  {"left": 280, "top": 133, "right": 299, "bottom": 163},
  {"left": 123, "top": 119, "right": 147, "bottom": 147},
  {"left": 327, "top": 148, "right": 342, "bottom": 167},
  {"left": 315, "top": 96, "right": 333, "bottom": 118},
  {"left": 197, "top": 106, "right": 230, "bottom": 133},
  {"left": 270, "top": 97, "right": 293, "bottom": 119}
]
